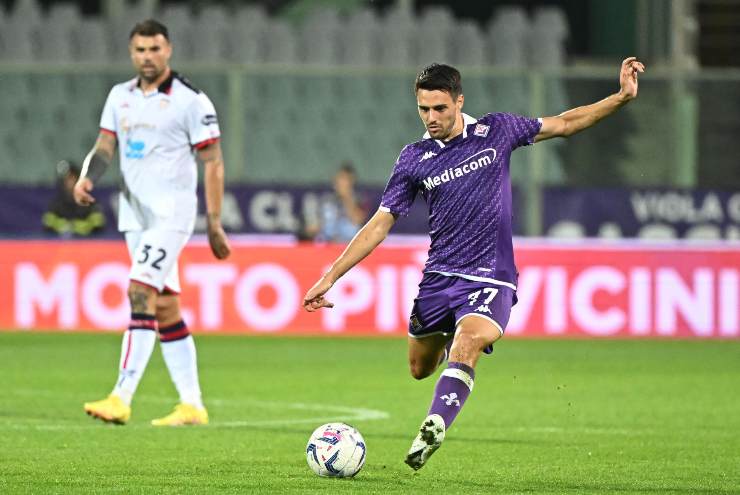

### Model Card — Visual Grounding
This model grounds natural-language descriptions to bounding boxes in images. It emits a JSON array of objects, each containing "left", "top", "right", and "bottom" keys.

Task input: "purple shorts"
[{"left": 408, "top": 272, "right": 516, "bottom": 353}]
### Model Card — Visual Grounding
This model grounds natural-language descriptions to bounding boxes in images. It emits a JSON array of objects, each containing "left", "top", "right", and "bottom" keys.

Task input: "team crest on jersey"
[{"left": 473, "top": 124, "right": 490, "bottom": 137}]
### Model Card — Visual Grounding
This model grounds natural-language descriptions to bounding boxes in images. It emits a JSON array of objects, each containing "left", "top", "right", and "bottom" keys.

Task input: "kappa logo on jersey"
[
  {"left": 422, "top": 148, "right": 497, "bottom": 191},
  {"left": 201, "top": 114, "right": 218, "bottom": 126},
  {"left": 476, "top": 305, "right": 492, "bottom": 314},
  {"left": 473, "top": 123, "right": 490, "bottom": 137},
  {"left": 419, "top": 151, "right": 437, "bottom": 162}
]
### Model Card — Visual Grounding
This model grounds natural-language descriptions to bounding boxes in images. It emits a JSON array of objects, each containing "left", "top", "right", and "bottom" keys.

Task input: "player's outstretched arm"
[
  {"left": 303, "top": 209, "right": 397, "bottom": 312},
  {"left": 535, "top": 57, "right": 645, "bottom": 142},
  {"left": 198, "top": 140, "right": 231, "bottom": 260},
  {"left": 74, "top": 132, "right": 117, "bottom": 206}
]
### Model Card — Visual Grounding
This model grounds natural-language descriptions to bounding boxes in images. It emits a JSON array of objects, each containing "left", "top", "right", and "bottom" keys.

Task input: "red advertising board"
[{"left": 1, "top": 239, "right": 738, "bottom": 338}]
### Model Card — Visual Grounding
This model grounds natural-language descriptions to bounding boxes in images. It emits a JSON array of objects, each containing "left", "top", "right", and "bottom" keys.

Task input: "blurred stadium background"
[{"left": 0, "top": 0, "right": 737, "bottom": 337}]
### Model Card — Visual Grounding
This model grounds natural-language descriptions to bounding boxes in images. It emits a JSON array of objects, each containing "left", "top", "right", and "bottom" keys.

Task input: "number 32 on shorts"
[{"left": 137, "top": 244, "right": 167, "bottom": 270}]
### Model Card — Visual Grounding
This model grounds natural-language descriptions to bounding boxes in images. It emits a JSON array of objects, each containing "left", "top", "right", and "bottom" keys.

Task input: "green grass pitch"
[{"left": 1, "top": 332, "right": 738, "bottom": 494}]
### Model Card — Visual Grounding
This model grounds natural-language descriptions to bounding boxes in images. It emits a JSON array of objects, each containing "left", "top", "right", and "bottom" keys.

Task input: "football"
[{"left": 305, "top": 422, "right": 366, "bottom": 478}]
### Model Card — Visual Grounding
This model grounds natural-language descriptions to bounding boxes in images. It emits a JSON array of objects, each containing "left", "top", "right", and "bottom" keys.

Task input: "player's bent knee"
[
  {"left": 460, "top": 318, "right": 501, "bottom": 343},
  {"left": 156, "top": 295, "right": 180, "bottom": 323},
  {"left": 472, "top": 330, "right": 498, "bottom": 350},
  {"left": 455, "top": 325, "right": 500, "bottom": 354},
  {"left": 409, "top": 360, "right": 435, "bottom": 380},
  {"left": 409, "top": 366, "right": 433, "bottom": 381}
]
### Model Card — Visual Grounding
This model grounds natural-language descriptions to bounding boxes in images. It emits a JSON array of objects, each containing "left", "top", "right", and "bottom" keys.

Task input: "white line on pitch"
[{"left": 1, "top": 389, "right": 390, "bottom": 431}]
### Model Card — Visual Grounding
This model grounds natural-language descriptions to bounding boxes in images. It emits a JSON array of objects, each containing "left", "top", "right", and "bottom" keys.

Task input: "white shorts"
[{"left": 125, "top": 230, "right": 190, "bottom": 293}]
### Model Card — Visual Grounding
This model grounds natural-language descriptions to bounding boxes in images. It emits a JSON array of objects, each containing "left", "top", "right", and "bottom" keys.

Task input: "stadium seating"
[
  {"left": 487, "top": 7, "right": 529, "bottom": 67},
  {"left": 263, "top": 20, "right": 300, "bottom": 65},
  {"left": 72, "top": 18, "right": 109, "bottom": 63},
  {"left": 452, "top": 21, "right": 486, "bottom": 67},
  {"left": 228, "top": 4, "right": 270, "bottom": 64},
  {"left": 529, "top": 6, "right": 569, "bottom": 67},
  {"left": 300, "top": 9, "right": 343, "bottom": 66},
  {"left": 0, "top": 0, "right": 577, "bottom": 186},
  {"left": 190, "top": 6, "right": 231, "bottom": 62},
  {"left": 377, "top": 3, "right": 418, "bottom": 68},
  {"left": 36, "top": 5, "right": 74, "bottom": 62},
  {"left": 0, "top": 0, "right": 569, "bottom": 69},
  {"left": 158, "top": 4, "right": 193, "bottom": 62},
  {"left": 339, "top": 8, "right": 381, "bottom": 66},
  {"left": 415, "top": 6, "right": 456, "bottom": 65},
  {"left": 0, "top": 12, "right": 37, "bottom": 62}
]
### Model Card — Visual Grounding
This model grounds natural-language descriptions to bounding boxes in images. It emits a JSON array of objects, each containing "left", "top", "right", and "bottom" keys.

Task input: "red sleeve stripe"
[
  {"left": 193, "top": 137, "right": 219, "bottom": 150},
  {"left": 100, "top": 128, "right": 116, "bottom": 136}
]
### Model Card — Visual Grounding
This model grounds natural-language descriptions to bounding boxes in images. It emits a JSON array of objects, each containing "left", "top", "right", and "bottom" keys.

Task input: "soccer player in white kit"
[{"left": 74, "top": 20, "right": 231, "bottom": 426}]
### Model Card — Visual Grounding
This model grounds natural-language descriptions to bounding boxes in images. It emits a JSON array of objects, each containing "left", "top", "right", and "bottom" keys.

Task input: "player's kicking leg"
[
  {"left": 151, "top": 292, "right": 208, "bottom": 426},
  {"left": 404, "top": 332, "right": 452, "bottom": 469},
  {"left": 405, "top": 315, "right": 502, "bottom": 470},
  {"left": 84, "top": 281, "right": 158, "bottom": 424}
]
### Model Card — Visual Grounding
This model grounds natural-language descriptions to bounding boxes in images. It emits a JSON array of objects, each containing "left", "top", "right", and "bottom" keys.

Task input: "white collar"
[{"left": 423, "top": 113, "right": 478, "bottom": 148}]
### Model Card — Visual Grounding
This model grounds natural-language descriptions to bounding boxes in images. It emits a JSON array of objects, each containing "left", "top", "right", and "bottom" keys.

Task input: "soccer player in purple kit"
[{"left": 303, "top": 57, "right": 644, "bottom": 470}]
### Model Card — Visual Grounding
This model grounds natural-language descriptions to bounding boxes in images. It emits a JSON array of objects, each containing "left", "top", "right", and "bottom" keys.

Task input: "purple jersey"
[{"left": 380, "top": 112, "right": 541, "bottom": 290}]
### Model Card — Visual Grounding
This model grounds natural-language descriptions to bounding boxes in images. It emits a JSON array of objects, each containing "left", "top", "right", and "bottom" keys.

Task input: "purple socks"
[{"left": 427, "top": 361, "right": 475, "bottom": 429}]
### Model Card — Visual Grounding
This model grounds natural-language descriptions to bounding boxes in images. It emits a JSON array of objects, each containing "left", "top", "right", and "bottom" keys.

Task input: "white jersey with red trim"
[{"left": 99, "top": 71, "right": 220, "bottom": 233}]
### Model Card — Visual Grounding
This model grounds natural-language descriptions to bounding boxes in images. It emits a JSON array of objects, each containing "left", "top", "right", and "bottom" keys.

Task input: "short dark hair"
[
  {"left": 338, "top": 161, "right": 356, "bottom": 177},
  {"left": 414, "top": 63, "right": 462, "bottom": 98},
  {"left": 129, "top": 19, "right": 169, "bottom": 40}
]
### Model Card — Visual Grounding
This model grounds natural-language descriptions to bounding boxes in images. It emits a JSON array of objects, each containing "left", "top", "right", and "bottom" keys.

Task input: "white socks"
[
  {"left": 109, "top": 316, "right": 204, "bottom": 410},
  {"left": 112, "top": 329, "right": 156, "bottom": 406},
  {"left": 160, "top": 335, "right": 204, "bottom": 410}
]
